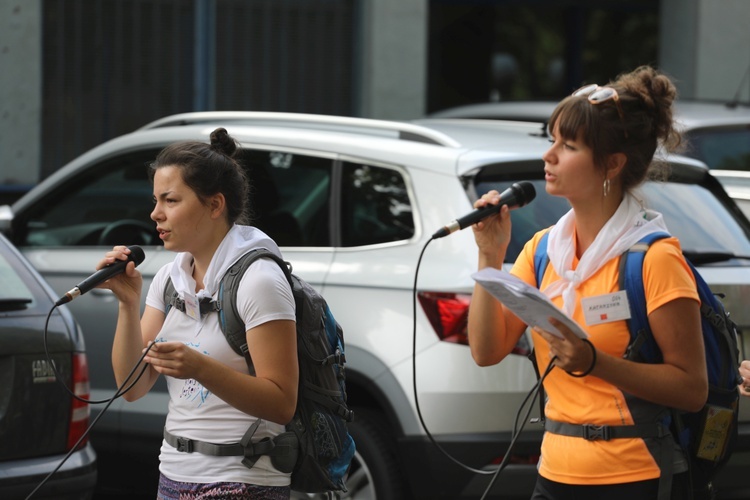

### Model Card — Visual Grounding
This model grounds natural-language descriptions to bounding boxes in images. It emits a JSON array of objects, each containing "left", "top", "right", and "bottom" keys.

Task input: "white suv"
[{"left": 2, "top": 112, "right": 750, "bottom": 499}]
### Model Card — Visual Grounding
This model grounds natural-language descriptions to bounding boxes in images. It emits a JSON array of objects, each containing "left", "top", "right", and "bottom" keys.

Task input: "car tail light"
[
  {"left": 418, "top": 291, "right": 532, "bottom": 356},
  {"left": 67, "top": 353, "right": 90, "bottom": 450},
  {"left": 418, "top": 292, "right": 471, "bottom": 344}
]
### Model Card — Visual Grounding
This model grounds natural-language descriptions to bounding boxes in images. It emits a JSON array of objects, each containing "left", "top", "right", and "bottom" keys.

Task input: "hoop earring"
[{"left": 603, "top": 178, "right": 611, "bottom": 197}]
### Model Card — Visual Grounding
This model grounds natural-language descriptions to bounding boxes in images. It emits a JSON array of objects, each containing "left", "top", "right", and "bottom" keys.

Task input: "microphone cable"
[
  {"left": 411, "top": 236, "right": 556, "bottom": 491},
  {"left": 26, "top": 304, "right": 157, "bottom": 500},
  {"left": 44, "top": 303, "right": 153, "bottom": 404}
]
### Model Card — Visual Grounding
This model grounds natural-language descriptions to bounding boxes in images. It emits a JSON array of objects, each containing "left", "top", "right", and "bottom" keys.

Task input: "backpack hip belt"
[
  {"left": 544, "top": 418, "right": 670, "bottom": 441},
  {"left": 545, "top": 417, "right": 675, "bottom": 500},
  {"left": 164, "top": 420, "right": 299, "bottom": 473}
]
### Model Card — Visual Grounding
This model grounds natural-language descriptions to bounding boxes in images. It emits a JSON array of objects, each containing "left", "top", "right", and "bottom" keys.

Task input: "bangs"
[{"left": 548, "top": 97, "right": 595, "bottom": 142}]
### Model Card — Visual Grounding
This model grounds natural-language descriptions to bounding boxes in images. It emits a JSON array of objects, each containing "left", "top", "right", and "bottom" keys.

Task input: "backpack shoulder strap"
[
  {"left": 164, "top": 276, "right": 177, "bottom": 315},
  {"left": 533, "top": 230, "right": 551, "bottom": 288},
  {"left": 620, "top": 231, "right": 671, "bottom": 363},
  {"left": 163, "top": 274, "right": 218, "bottom": 317},
  {"left": 217, "top": 249, "right": 293, "bottom": 373},
  {"left": 530, "top": 229, "right": 553, "bottom": 425}
]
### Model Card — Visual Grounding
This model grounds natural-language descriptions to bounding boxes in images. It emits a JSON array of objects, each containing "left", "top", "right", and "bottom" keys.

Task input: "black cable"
[
  {"left": 26, "top": 304, "right": 156, "bottom": 500},
  {"left": 479, "top": 358, "right": 556, "bottom": 500},
  {"left": 412, "top": 236, "right": 554, "bottom": 485},
  {"left": 44, "top": 305, "right": 152, "bottom": 404}
]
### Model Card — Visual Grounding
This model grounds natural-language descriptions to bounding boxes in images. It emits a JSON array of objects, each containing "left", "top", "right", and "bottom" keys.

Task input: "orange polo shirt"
[{"left": 511, "top": 229, "right": 699, "bottom": 485}]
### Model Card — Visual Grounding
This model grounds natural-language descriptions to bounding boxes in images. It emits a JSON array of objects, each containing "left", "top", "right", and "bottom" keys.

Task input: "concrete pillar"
[
  {"left": 360, "top": 0, "right": 428, "bottom": 119},
  {"left": 0, "top": 0, "right": 41, "bottom": 187},
  {"left": 660, "top": 0, "right": 750, "bottom": 101}
]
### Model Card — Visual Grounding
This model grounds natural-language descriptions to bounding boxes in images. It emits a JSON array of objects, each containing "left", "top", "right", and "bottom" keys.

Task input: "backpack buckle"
[
  {"left": 176, "top": 436, "right": 194, "bottom": 453},
  {"left": 582, "top": 424, "right": 611, "bottom": 441}
]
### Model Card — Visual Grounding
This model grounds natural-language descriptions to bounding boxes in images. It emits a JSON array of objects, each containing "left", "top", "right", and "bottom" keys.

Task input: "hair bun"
[{"left": 210, "top": 127, "right": 238, "bottom": 157}]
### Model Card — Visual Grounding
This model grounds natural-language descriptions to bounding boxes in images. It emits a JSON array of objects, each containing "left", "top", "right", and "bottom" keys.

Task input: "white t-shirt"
[{"left": 145, "top": 256, "right": 296, "bottom": 486}]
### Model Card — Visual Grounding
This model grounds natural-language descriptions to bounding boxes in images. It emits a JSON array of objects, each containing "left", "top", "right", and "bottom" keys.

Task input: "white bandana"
[
  {"left": 542, "top": 193, "right": 670, "bottom": 316},
  {"left": 168, "top": 224, "right": 282, "bottom": 300}
]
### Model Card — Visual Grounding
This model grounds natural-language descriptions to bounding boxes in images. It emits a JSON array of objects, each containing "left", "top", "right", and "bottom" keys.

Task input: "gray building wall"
[
  {"left": 0, "top": 0, "right": 41, "bottom": 186},
  {"left": 360, "top": 0, "right": 428, "bottom": 119},
  {"left": 1, "top": 0, "right": 748, "bottom": 186},
  {"left": 660, "top": 0, "right": 750, "bottom": 101}
]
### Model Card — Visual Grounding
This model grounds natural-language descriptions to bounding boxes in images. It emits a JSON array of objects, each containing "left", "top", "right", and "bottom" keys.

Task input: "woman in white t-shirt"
[{"left": 97, "top": 127, "right": 297, "bottom": 500}]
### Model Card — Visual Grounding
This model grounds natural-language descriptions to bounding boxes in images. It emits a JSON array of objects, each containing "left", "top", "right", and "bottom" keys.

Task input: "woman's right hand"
[
  {"left": 95, "top": 245, "right": 143, "bottom": 304},
  {"left": 471, "top": 190, "right": 512, "bottom": 265}
]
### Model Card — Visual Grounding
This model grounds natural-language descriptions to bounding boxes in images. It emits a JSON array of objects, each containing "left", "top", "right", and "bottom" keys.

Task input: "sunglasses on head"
[{"left": 572, "top": 84, "right": 628, "bottom": 138}]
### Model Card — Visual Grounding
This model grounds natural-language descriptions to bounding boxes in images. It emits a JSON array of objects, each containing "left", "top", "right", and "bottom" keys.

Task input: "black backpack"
[
  {"left": 534, "top": 230, "right": 741, "bottom": 500},
  {"left": 163, "top": 248, "right": 355, "bottom": 494}
]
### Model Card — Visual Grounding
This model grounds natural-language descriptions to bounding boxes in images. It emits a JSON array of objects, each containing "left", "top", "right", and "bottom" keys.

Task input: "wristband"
[{"left": 567, "top": 338, "right": 596, "bottom": 378}]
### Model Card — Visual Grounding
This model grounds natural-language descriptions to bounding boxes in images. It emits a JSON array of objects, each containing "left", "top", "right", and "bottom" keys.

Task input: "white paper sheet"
[{"left": 471, "top": 267, "right": 587, "bottom": 339}]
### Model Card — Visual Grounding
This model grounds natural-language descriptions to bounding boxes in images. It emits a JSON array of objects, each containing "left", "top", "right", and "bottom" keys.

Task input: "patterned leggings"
[{"left": 157, "top": 473, "right": 290, "bottom": 500}]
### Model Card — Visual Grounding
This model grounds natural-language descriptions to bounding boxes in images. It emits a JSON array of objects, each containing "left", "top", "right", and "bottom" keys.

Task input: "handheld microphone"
[
  {"left": 432, "top": 182, "right": 536, "bottom": 239},
  {"left": 55, "top": 245, "right": 146, "bottom": 306}
]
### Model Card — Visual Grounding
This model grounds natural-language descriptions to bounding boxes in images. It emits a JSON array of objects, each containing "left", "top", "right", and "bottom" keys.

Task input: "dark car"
[{"left": 0, "top": 231, "right": 97, "bottom": 500}]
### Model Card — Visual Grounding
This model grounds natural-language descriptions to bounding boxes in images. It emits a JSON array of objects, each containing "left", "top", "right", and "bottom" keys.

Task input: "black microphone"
[
  {"left": 55, "top": 245, "right": 146, "bottom": 306},
  {"left": 432, "top": 182, "right": 536, "bottom": 239}
]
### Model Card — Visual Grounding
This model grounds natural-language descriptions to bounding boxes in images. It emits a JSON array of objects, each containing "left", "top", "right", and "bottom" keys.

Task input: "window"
[
  {"left": 242, "top": 149, "right": 333, "bottom": 247},
  {"left": 685, "top": 127, "right": 750, "bottom": 171},
  {"left": 340, "top": 162, "right": 414, "bottom": 247},
  {"left": 21, "top": 151, "right": 160, "bottom": 247},
  {"left": 0, "top": 249, "right": 35, "bottom": 308}
]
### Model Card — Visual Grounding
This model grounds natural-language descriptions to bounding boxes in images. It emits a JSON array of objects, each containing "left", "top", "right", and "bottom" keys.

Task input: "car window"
[
  {"left": 340, "top": 161, "right": 415, "bottom": 247},
  {"left": 19, "top": 147, "right": 335, "bottom": 249},
  {"left": 0, "top": 240, "right": 52, "bottom": 313},
  {"left": 474, "top": 179, "right": 750, "bottom": 265},
  {"left": 685, "top": 127, "right": 750, "bottom": 171},
  {"left": 0, "top": 251, "right": 35, "bottom": 307},
  {"left": 20, "top": 150, "right": 161, "bottom": 247},
  {"left": 18, "top": 147, "right": 416, "bottom": 250},
  {"left": 242, "top": 149, "right": 332, "bottom": 247}
]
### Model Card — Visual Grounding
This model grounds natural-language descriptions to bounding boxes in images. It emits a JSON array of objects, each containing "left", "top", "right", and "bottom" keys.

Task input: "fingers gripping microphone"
[
  {"left": 55, "top": 246, "right": 146, "bottom": 306},
  {"left": 432, "top": 182, "right": 536, "bottom": 239}
]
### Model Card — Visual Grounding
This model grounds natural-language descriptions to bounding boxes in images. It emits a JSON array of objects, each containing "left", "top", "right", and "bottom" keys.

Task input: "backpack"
[
  {"left": 533, "top": 230, "right": 741, "bottom": 500},
  {"left": 163, "top": 248, "right": 356, "bottom": 494}
]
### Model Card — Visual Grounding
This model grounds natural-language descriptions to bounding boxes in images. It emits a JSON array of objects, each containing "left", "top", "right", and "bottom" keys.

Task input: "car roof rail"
[{"left": 138, "top": 111, "right": 461, "bottom": 148}]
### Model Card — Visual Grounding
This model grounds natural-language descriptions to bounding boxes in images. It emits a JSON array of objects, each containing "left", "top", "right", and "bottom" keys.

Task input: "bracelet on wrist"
[{"left": 567, "top": 338, "right": 597, "bottom": 378}]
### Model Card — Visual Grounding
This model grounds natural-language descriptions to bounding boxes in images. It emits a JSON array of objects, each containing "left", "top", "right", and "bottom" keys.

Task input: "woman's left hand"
[{"left": 536, "top": 318, "right": 596, "bottom": 375}]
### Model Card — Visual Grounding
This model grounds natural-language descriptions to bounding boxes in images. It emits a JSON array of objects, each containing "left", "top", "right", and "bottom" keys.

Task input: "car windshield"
[
  {"left": 685, "top": 127, "right": 750, "bottom": 171},
  {"left": 473, "top": 179, "right": 750, "bottom": 266}
]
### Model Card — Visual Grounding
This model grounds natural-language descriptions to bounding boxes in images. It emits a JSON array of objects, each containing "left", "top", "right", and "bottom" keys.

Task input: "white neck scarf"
[
  {"left": 169, "top": 224, "right": 282, "bottom": 300},
  {"left": 542, "top": 193, "right": 669, "bottom": 316}
]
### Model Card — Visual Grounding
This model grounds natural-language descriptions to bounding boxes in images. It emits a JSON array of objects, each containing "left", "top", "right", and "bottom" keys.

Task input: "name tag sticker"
[{"left": 582, "top": 291, "right": 631, "bottom": 326}]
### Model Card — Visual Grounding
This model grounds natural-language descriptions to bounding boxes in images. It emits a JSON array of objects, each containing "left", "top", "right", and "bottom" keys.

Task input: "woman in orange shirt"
[{"left": 468, "top": 66, "right": 707, "bottom": 499}]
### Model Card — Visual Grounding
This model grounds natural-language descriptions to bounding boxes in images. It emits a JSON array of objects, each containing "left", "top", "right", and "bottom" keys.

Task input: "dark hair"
[
  {"left": 548, "top": 65, "right": 683, "bottom": 192},
  {"left": 149, "top": 127, "right": 251, "bottom": 224}
]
